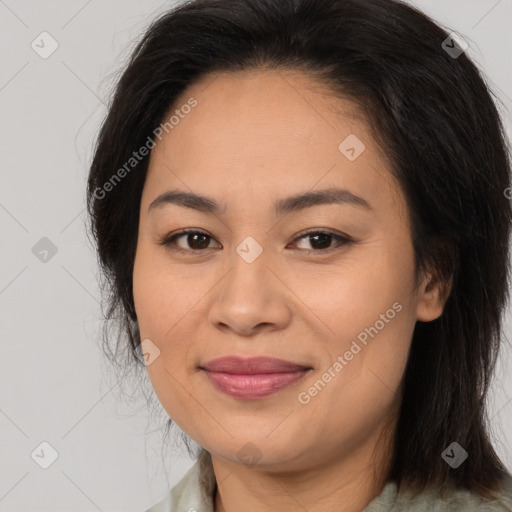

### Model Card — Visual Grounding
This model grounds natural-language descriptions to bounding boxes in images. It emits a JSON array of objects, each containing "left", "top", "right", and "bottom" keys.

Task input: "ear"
[{"left": 416, "top": 270, "right": 453, "bottom": 322}]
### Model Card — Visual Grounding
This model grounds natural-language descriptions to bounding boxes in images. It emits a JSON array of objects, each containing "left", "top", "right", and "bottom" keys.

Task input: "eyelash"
[{"left": 158, "top": 228, "right": 353, "bottom": 255}]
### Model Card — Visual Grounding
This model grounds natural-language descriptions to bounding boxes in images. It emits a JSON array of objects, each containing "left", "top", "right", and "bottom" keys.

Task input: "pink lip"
[
  {"left": 201, "top": 356, "right": 312, "bottom": 373},
  {"left": 200, "top": 356, "right": 312, "bottom": 400}
]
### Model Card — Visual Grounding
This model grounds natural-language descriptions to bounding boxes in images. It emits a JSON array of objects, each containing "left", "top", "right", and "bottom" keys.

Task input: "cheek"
[
  {"left": 295, "top": 238, "right": 417, "bottom": 386},
  {"left": 133, "top": 241, "right": 195, "bottom": 338},
  {"left": 133, "top": 247, "right": 198, "bottom": 427},
  {"left": 293, "top": 247, "right": 414, "bottom": 339},
  {"left": 132, "top": 243, "right": 206, "bottom": 388},
  {"left": 297, "top": 298, "right": 414, "bottom": 446}
]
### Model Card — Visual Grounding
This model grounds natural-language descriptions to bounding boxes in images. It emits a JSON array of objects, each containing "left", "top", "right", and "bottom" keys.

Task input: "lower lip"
[{"left": 202, "top": 369, "right": 311, "bottom": 399}]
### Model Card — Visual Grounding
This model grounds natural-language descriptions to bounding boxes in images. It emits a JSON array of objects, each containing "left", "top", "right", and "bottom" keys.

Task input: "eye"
[
  {"left": 289, "top": 229, "right": 353, "bottom": 253},
  {"left": 158, "top": 228, "right": 352, "bottom": 254},
  {"left": 158, "top": 229, "right": 220, "bottom": 252}
]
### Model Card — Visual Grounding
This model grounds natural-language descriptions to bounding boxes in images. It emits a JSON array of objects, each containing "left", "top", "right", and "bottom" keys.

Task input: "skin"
[{"left": 132, "top": 69, "right": 448, "bottom": 512}]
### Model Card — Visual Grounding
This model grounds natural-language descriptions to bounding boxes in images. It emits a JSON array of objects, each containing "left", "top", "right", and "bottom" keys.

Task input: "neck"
[{"left": 211, "top": 424, "right": 395, "bottom": 512}]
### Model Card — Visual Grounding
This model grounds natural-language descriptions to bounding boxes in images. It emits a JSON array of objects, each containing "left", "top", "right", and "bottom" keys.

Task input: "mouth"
[{"left": 199, "top": 356, "right": 313, "bottom": 400}]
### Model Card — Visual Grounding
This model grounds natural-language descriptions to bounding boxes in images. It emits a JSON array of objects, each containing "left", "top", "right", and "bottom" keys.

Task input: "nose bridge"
[
  {"left": 221, "top": 237, "right": 271, "bottom": 301},
  {"left": 208, "top": 237, "right": 290, "bottom": 334}
]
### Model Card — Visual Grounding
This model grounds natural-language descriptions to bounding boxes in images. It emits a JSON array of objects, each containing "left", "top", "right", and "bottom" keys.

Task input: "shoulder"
[
  {"left": 364, "top": 475, "right": 512, "bottom": 512},
  {"left": 144, "top": 450, "right": 216, "bottom": 512}
]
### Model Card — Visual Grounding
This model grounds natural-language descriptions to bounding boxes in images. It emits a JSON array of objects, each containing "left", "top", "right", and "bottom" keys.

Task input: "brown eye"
[
  {"left": 291, "top": 230, "right": 353, "bottom": 253},
  {"left": 159, "top": 229, "right": 352, "bottom": 255},
  {"left": 159, "top": 230, "right": 220, "bottom": 251}
]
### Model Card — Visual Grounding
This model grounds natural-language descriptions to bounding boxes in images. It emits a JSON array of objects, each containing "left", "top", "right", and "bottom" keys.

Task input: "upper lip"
[{"left": 200, "top": 356, "right": 312, "bottom": 374}]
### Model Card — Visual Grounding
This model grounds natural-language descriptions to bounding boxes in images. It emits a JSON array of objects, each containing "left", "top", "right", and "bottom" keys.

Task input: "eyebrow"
[{"left": 148, "top": 187, "right": 373, "bottom": 216}]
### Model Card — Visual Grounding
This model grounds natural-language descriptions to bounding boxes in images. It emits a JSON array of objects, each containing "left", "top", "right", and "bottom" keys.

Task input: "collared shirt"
[{"left": 146, "top": 449, "right": 512, "bottom": 512}]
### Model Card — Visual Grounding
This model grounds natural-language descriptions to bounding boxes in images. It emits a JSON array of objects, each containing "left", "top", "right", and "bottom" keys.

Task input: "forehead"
[
  {"left": 143, "top": 69, "right": 404, "bottom": 220},
  {"left": 167, "top": 68, "right": 367, "bottom": 149}
]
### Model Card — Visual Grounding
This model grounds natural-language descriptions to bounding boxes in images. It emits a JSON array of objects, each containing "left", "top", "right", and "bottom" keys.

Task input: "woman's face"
[{"left": 133, "top": 69, "right": 445, "bottom": 471}]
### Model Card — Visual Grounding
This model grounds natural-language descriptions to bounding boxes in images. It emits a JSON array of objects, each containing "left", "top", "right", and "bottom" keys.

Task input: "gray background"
[{"left": 0, "top": 1, "right": 511, "bottom": 511}]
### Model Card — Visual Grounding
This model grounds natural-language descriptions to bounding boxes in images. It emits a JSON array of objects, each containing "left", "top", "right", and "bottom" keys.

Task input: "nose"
[{"left": 207, "top": 250, "right": 292, "bottom": 337}]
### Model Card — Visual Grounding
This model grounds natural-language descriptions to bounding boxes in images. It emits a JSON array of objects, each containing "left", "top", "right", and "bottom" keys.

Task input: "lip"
[
  {"left": 200, "top": 356, "right": 312, "bottom": 400},
  {"left": 201, "top": 356, "right": 312, "bottom": 374}
]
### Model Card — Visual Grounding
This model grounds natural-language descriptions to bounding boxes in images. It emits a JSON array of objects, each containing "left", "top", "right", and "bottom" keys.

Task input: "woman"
[{"left": 86, "top": 0, "right": 512, "bottom": 510}]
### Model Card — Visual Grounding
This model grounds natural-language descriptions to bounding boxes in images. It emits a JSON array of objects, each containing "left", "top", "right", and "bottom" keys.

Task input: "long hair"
[{"left": 86, "top": 0, "right": 512, "bottom": 497}]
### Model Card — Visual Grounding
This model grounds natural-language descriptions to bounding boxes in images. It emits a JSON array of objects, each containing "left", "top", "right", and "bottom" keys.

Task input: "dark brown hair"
[{"left": 86, "top": 0, "right": 512, "bottom": 498}]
